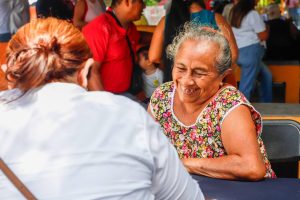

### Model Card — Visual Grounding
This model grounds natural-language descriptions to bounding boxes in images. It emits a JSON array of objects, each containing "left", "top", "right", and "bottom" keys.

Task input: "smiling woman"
[{"left": 148, "top": 22, "right": 276, "bottom": 181}]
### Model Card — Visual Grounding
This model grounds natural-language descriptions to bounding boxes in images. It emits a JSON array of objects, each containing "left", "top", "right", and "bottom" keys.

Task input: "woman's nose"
[{"left": 181, "top": 73, "right": 194, "bottom": 85}]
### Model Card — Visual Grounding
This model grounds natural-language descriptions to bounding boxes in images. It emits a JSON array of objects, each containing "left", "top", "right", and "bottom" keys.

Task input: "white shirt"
[
  {"left": 0, "top": 83, "right": 204, "bottom": 200},
  {"left": 232, "top": 10, "right": 266, "bottom": 48},
  {"left": 142, "top": 68, "right": 164, "bottom": 98}
]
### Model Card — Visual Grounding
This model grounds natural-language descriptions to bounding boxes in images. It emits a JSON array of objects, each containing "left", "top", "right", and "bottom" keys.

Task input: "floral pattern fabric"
[{"left": 150, "top": 82, "right": 276, "bottom": 178}]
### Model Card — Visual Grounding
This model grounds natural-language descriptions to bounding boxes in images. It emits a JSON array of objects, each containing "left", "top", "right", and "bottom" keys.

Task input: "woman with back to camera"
[
  {"left": 148, "top": 22, "right": 276, "bottom": 181},
  {"left": 0, "top": 17, "right": 204, "bottom": 199},
  {"left": 149, "top": 0, "right": 238, "bottom": 85},
  {"left": 230, "top": 0, "right": 273, "bottom": 102}
]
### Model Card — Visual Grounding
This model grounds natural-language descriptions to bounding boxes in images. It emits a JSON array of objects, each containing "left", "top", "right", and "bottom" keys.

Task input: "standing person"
[
  {"left": 0, "top": 17, "right": 204, "bottom": 200},
  {"left": 137, "top": 45, "right": 164, "bottom": 102},
  {"left": 9, "top": 0, "right": 30, "bottom": 34},
  {"left": 285, "top": 0, "right": 300, "bottom": 27},
  {"left": 264, "top": 3, "right": 300, "bottom": 61},
  {"left": 149, "top": 0, "right": 238, "bottom": 85},
  {"left": 36, "top": 0, "right": 75, "bottom": 20},
  {"left": 222, "top": 0, "right": 239, "bottom": 23},
  {"left": 230, "top": 0, "right": 273, "bottom": 102},
  {"left": 0, "top": 0, "right": 11, "bottom": 42},
  {"left": 73, "top": 0, "right": 106, "bottom": 29},
  {"left": 82, "top": 0, "right": 144, "bottom": 95},
  {"left": 0, "top": 0, "right": 30, "bottom": 42}
]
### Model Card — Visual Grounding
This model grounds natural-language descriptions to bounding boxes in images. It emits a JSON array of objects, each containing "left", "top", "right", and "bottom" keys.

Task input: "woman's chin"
[{"left": 178, "top": 93, "right": 200, "bottom": 104}]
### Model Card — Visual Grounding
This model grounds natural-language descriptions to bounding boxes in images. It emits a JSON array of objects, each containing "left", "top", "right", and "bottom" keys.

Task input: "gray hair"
[{"left": 166, "top": 22, "right": 232, "bottom": 75}]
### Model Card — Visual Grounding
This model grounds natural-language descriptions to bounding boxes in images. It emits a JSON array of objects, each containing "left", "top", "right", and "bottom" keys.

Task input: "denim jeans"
[
  {"left": 237, "top": 43, "right": 273, "bottom": 102},
  {"left": 257, "top": 62, "right": 273, "bottom": 102}
]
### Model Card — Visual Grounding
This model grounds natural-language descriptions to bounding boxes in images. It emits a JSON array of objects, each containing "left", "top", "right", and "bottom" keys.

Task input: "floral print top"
[{"left": 149, "top": 82, "right": 276, "bottom": 178}]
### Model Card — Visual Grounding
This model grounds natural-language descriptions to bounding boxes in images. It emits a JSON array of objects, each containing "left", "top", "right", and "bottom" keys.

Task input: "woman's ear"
[
  {"left": 221, "top": 68, "right": 232, "bottom": 81},
  {"left": 78, "top": 58, "right": 94, "bottom": 89}
]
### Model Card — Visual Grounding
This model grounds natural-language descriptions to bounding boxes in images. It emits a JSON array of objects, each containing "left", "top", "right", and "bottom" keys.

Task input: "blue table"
[{"left": 193, "top": 175, "right": 300, "bottom": 200}]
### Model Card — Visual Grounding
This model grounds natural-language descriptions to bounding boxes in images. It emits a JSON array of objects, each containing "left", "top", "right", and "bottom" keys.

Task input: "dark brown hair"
[
  {"left": 6, "top": 17, "right": 91, "bottom": 92},
  {"left": 230, "top": 0, "right": 256, "bottom": 28}
]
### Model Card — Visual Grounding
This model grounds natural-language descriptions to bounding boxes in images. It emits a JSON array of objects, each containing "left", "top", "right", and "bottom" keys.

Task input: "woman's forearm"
[{"left": 182, "top": 155, "right": 266, "bottom": 181}]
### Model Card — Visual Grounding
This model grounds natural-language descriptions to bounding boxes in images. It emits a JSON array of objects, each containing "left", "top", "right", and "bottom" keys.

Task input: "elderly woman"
[
  {"left": 149, "top": 0, "right": 238, "bottom": 85},
  {"left": 148, "top": 22, "right": 276, "bottom": 181},
  {"left": 0, "top": 18, "right": 203, "bottom": 199}
]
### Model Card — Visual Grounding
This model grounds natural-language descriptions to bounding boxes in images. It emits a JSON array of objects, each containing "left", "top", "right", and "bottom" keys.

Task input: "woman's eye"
[
  {"left": 194, "top": 71, "right": 210, "bottom": 78},
  {"left": 194, "top": 71, "right": 206, "bottom": 76},
  {"left": 176, "top": 66, "right": 185, "bottom": 71}
]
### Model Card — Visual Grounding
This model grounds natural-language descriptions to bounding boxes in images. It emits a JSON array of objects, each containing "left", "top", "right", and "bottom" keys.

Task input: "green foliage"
[{"left": 145, "top": 0, "right": 159, "bottom": 6}]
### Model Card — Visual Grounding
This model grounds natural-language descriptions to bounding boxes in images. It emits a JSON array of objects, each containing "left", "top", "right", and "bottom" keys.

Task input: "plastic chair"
[{"left": 261, "top": 120, "right": 300, "bottom": 178}]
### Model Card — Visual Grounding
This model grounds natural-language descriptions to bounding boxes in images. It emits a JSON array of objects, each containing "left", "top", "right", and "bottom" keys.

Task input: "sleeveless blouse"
[
  {"left": 149, "top": 82, "right": 276, "bottom": 178},
  {"left": 190, "top": 9, "right": 218, "bottom": 30}
]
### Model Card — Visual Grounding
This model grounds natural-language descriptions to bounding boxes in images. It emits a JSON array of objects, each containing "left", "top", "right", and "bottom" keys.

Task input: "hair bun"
[{"left": 37, "top": 36, "right": 60, "bottom": 52}]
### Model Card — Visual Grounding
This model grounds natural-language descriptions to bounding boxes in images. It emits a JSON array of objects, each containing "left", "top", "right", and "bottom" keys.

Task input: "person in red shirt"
[
  {"left": 205, "top": 0, "right": 213, "bottom": 10},
  {"left": 82, "top": 0, "right": 145, "bottom": 94}
]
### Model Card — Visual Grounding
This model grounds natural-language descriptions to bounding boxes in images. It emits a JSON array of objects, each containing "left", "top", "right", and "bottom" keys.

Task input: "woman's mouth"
[{"left": 182, "top": 87, "right": 197, "bottom": 95}]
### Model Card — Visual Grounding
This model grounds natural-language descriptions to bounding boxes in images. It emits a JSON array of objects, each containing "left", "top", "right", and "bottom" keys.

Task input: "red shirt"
[
  {"left": 205, "top": 0, "right": 213, "bottom": 10},
  {"left": 83, "top": 12, "right": 140, "bottom": 93}
]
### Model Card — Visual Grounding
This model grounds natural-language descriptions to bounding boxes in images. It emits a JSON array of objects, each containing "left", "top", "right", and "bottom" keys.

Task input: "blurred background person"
[
  {"left": 0, "top": 0, "right": 30, "bottom": 42},
  {"left": 264, "top": 3, "right": 300, "bottom": 61},
  {"left": 73, "top": 0, "right": 106, "bottom": 29},
  {"left": 0, "top": 17, "right": 204, "bottom": 200},
  {"left": 149, "top": 0, "right": 238, "bottom": 86},
  {"left": 222, "top": 0, "right": 239, "bottom": 23},
  {"left": 82, "top": 0, "right": 145, "bottom": 102},
  {"left": 230, "top": 0, "right": 273, "bottom": 102},
  {"left": 137, "top": 45, "right": 164, "bottom": 103},
  {"left": 9, "top": 0, "right": 30, "bottom": 34},
  {"left": 0, "top": 0, "right": 11, "bottom": 43},
  {"left": 285, "top": 0, "right": 300, "bottom": 28},
  {"left": 36, "top": 0, "right": 75, "bottom": 20},
  {"left": 148, "top": 23, "right": 275, "bottom": 180}
]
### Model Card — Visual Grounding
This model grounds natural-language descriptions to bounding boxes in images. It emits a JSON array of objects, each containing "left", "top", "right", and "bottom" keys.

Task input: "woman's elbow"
[{"left": 240, "top": 162, "right": 266, "bottom": 181}]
